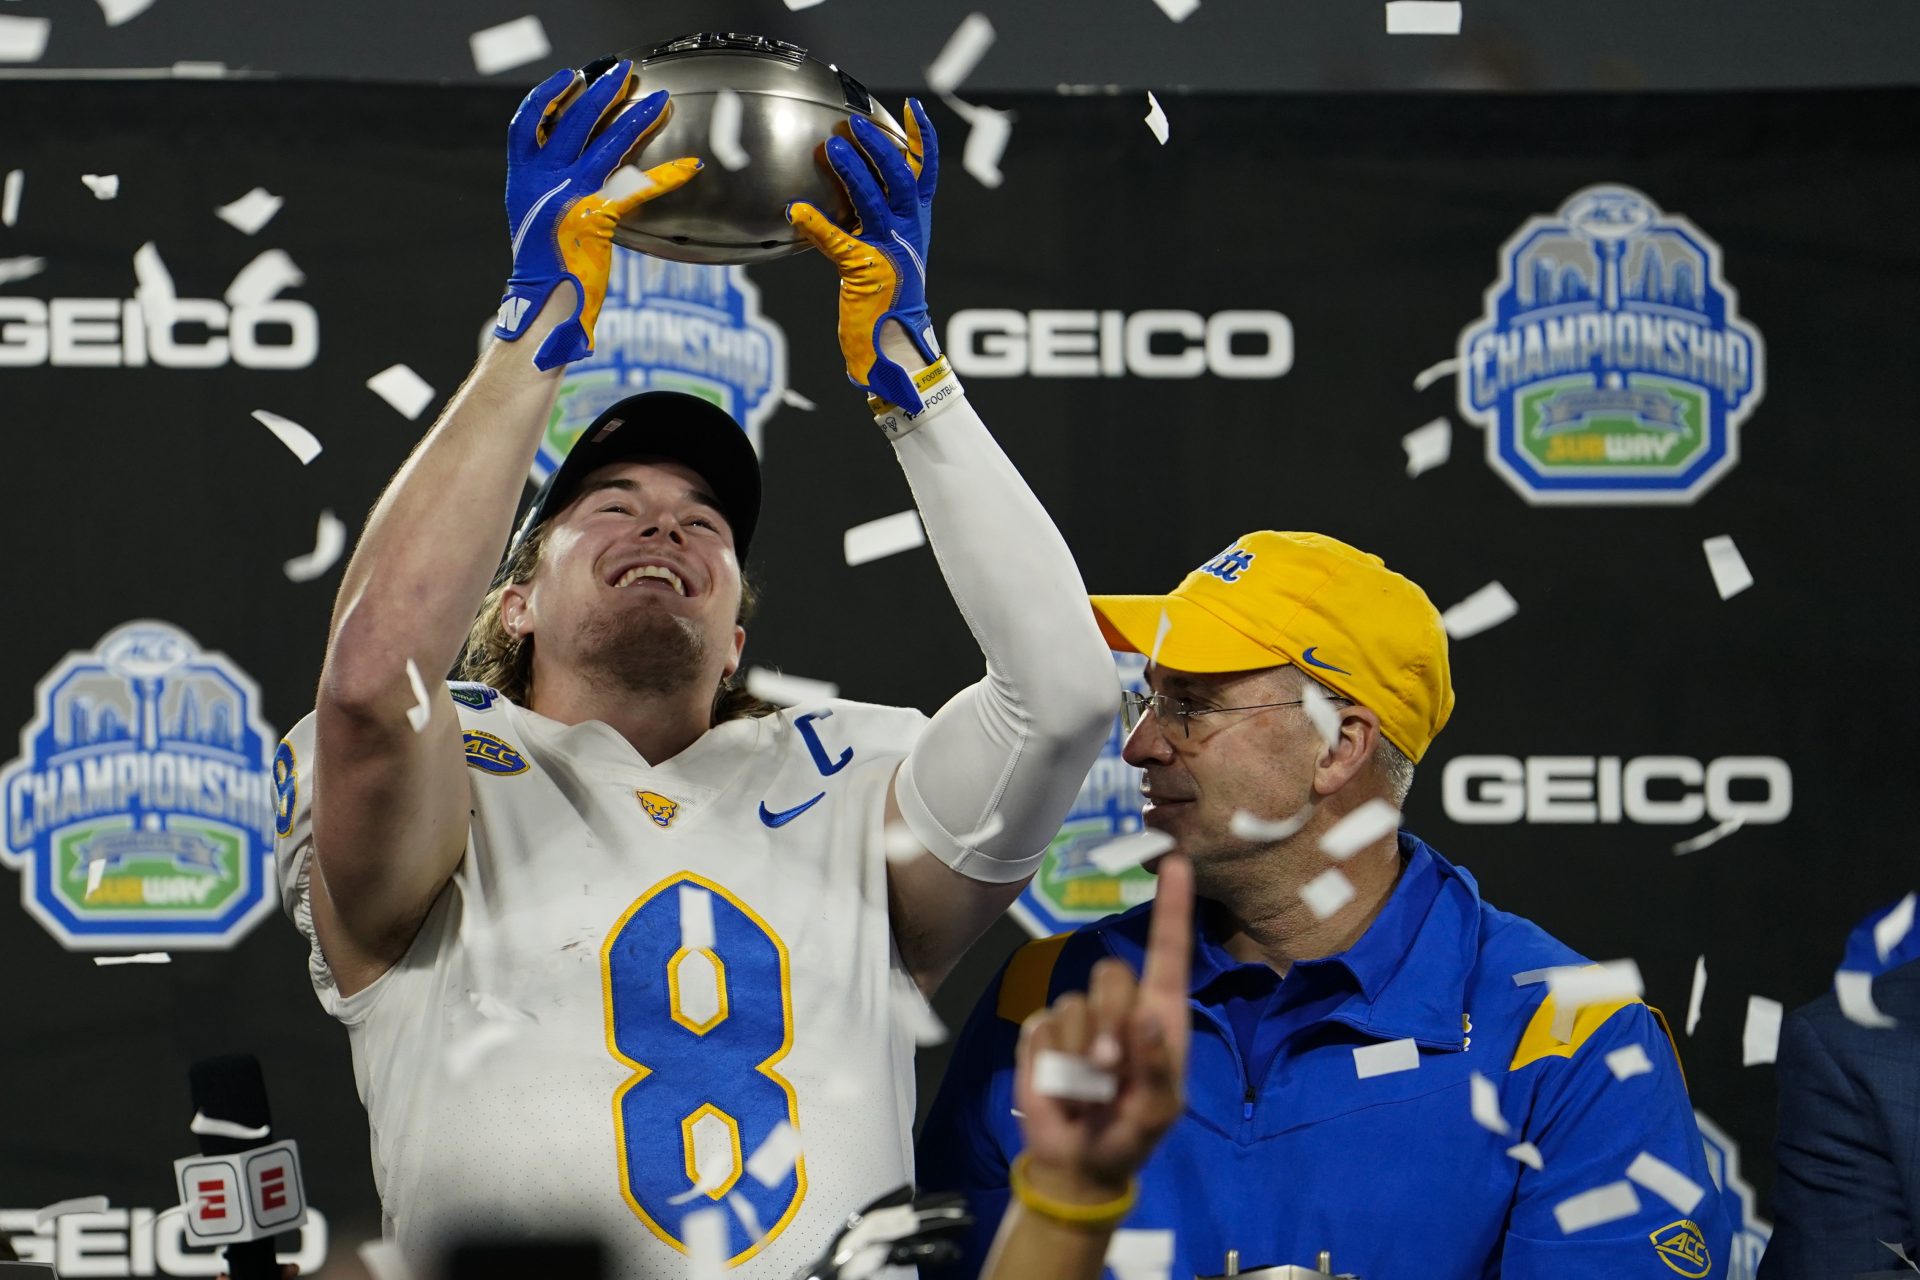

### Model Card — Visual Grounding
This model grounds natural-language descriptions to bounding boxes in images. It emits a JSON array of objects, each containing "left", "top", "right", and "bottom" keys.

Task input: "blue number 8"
[{"left": 602, "top": 872, "right": 807, "bottom": 1265}]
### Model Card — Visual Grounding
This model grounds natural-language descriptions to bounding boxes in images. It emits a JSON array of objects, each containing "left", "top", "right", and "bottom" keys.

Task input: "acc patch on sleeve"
[{"left": 1650, "top": 1218, "right": 1712, "bottom": 1277}]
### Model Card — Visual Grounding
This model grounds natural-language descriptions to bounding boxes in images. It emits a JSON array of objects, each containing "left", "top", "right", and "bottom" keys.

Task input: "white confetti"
[
  {"left": 1875, "top": 892, "right": 1916, "bottom": 964},
  {"left": 1142, "top": 92, "right": 1169, "bottom": 145},
  {"left": 2, "top": 169, "right": 20, "bottom": 226},
  {"left": 1403, "top": 416, "right": 1452, "bottom": 477},
  {"left": 1149, "top": 0, "right": 1200, "bottom": 19},
  {"left": 1835, "top": 970, "right": 1898, "bottom": 1029},
  {"left": 225, "top": 248, "right": 304, "bottom": 307},
  {"left": 1228, "top": 804, "right": 1313, "bottom": 842},
  {"left": 600, "top": 164, "right": 658, "bottom": 204},
  {"left": 366, "top": 363, "right": 436, "bottom": 420},
  {"left": 1412, "top": 356, "right": 1459, "bottom": 390},
  {"left": 283, "top": 510, "right": 347, "bottom": 583},
  {"left": 133, "top": 240, "right": 177, "bottom": 327},
  {"left": 1702, "top": 535, "right": 1753, "bottom": 600},
  {"left": 251, "top": 409, "right": 322, "bottom": 464},
  {"left": 189, "top": 1111, "right": 269, "bottom": 1141},
  {"left": 1686, "top": 954, "right": 1707, "bottom": 1036},
  {"left": 1319, "top": 798, "right": 1400, "bottom": 860},
  {"left": 1086, "top": 828, "right": 1176, "bottom": 875},
  {"left": 780, "top": 387, "right": 817, "bottom": 411},
  {"left": 1352, "top": 1037, "right": 1420, "bottom": 1079},
  {"left": 782, "top": 0, "right": 829, "bottom": 8},
  {"left": 925, "top": 13, "right": 995, "bottom": 95},
  {"left": 882, "top": 822, "right": 922, "bottom": 864},
  {"left": 892, "top": 971, "right": 947, "bottom": 1046},
  {"left": 404, "top": 657, "right": 433, "bottom": 732},
  {"left": 1469, "top": 1070, "right": 1509, "bottom": 1136},
  {"left": 0, "top": 15, "right": 51, "bottom": 62},
  {"left": 727, "top": 1192, "right": 768, "bottom": 1244},
  {"left": 945, "top": 94, "right": 1013, "bottom": 190},
  {"left": 679, "top": 884, "right": 716, "bottom": 952},
  {"left": 33, "top": 1197, "right": 108, "bottom": 1229},
  {"left": 708, "top": 87, "right": 751, "bottom": 171},
  {"left": 0, "top": 255, "right": 46, "bottom": 285},
  {"left": 1544, "top": 960, "right": 1644, "bottom": 1042},
  {"left": 1385, "top": 0, "right": 1463, "bottom": 34},
  {"left": 1107, "top": 1229, "right": 1176, "bottom": 1280},
  {"left": 1742, "top": 995, "right": 1783, "bottom": 1066},
  {"left": 744, "top": 667, "right": 838, "bottom": 706},
  {"left": 1300, "top": 868, "right": 1355, "bottom": 920},
  {"left": 1605, "top": 1043, "right": 1654, "bottom": 1081},
  {"left": 1032, "top": 1049, "right": 1118, "bottom": 1103},
  {"left": 1554, "top": 1181, "right": 1640, "bottom": 1233},
  {"left": 1442, "top": 580, "right": 1518, "bottom": 639},
  {"left": 844, "top": 510, "right": 926, "bottom": 565},
  {"left": 96, "top": 0, "right": 157, "bottom": 26},
  {"left": 1672, "top": 815, "right": 1743, "bottom": 855},
  {"left": 1882, "top": 1241, "right": 1920, "bottom": 1274},
  {"left": 1299, "top": 679, "right": 1343, "bottom": 749},
  {"left": 683, "top": 1206, "right": 728, "bottom": 1280},
  {"left": 1626, "top": 1152, "right": 1706, "bottom": 1214},
  {"left": 469, "top": 15, "right": 551, "bottom": 76},
  {"left": 170, "top": 60, "right": 225, "bottom": 77},
  {"left": 745, "top": 1120, "right": 803, "bottom": 1188},
  {"left": 216, "top": 186, "right": 284, "bottom": 235},
  {"left": 357, "top": 1239, "right": 416, "bottom": 1280},
  {"left": 85, "top": 855, "right": 106, "bottom": 898},
  {"left": 1149, "top": 609, "right": 1172, "bottom": 665},
  {"left": 81, "top": 174, "right": 119, "bottom": 200},
  {"left": 94, "top": 952, "right": 170, "bottom": 965},
  {"left": 1510, "top": 967, "right": 1552, "bottom": 987},
  {"left": 1506, "top": 1142, "right": 1544, "bottom": 1171}
]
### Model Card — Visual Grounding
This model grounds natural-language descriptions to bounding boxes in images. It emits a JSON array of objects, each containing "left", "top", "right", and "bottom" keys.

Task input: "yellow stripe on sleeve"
[{"left": 996, "top": 933, "right": 1073, "bottom": 1025}]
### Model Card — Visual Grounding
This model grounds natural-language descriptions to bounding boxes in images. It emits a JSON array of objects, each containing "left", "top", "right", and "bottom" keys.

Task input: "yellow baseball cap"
[{"left": 1089, "top": 531, "right": 1455, "bottom": 762}]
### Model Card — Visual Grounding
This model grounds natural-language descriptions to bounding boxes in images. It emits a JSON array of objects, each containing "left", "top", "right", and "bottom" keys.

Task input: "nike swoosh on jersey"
[{"left": 760, "top": 793, "right": 826, "bottom": 828}]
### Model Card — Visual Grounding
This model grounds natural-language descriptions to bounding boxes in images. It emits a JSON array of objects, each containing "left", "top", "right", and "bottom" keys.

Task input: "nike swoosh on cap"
[
  {"left": 759, "top": 793, "right": 826, "bottom": 828},
  {"left": 1302, "top": 646, "right": 1352, "bottom": 675}
]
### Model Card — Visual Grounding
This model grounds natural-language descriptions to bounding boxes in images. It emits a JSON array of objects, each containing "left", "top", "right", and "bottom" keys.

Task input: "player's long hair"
[{"left": 457, "top": 522, "right": 778, "bottom": 724}]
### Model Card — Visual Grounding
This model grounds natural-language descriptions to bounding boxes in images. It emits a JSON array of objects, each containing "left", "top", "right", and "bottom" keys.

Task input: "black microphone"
[{"left": 187, "top": 1055, "right": 283, "bottom": 1280}]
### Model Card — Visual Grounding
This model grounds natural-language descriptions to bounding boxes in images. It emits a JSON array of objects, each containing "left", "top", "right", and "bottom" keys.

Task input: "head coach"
[{"left": 918, "top": 531, "right": 1732, "bottom": 1279}]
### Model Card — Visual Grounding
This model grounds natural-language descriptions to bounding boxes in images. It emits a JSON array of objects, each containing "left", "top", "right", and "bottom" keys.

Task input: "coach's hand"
[
  {"left": 495, "top": 60, "right": 702, "bottom": 370},
  {"left": 786, "top": 100, "right": 942, "bottom": 413},
  {"left": 1013, "top": 854, "right": 1192, "bottom": 1203}
]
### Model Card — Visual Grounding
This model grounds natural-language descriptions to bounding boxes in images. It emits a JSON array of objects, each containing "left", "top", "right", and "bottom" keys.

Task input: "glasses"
[{"left": 1121, "top": 690, "right": 1352, "bottom": 741}]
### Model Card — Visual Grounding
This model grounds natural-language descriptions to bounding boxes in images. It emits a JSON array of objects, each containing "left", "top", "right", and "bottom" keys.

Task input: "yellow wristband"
[{"left": 1008, "top": 1153, "right": 1138, "bottom": 1231}]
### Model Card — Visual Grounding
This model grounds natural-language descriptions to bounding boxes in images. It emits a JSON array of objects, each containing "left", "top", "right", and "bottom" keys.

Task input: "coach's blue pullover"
[{"left": 917, "top": 833, "right": 1731, "bottom": 1279}]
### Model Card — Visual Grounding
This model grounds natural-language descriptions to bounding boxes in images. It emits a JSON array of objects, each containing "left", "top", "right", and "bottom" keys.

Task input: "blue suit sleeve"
[
  {"left": 1500, "top": 1003, "right": 1732, "bottom": 1278},
  {"left": 916, "top": 963, "right": 1025, "bottom": 1280},
  {"left": 1755, "top": 1000, "right": 1912, "bottom": 1278}
]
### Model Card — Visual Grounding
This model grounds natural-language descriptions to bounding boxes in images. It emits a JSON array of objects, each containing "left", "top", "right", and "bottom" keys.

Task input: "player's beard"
[{"left": 572, "top": 600, "right": 713, "bottom": 700}]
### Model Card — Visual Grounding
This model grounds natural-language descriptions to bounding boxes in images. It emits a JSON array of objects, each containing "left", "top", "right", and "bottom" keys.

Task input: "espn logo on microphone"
[{"left": 172, "top": 1140, "right": 307, "bottom": 1245}]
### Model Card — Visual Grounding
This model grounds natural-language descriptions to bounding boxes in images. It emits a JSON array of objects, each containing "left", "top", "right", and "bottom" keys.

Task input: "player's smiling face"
[{"left": 521, "top": 458, "right": 746, "bottom": 682}]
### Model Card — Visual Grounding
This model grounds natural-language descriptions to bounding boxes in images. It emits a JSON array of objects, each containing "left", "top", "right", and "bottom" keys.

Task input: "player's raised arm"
[
  {"left": 787, "top": 100, "right": 1118, "bottom": 993},
  {"left": 311, "top": 63, "right": 700, "bottom": 992}
]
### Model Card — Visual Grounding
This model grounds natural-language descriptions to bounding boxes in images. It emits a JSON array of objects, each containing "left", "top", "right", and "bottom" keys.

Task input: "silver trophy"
[
  {"left": 594, "top": 32, "right": 910, "bottom": 264},
  {"left": 1199, "top": 1249, "right": 1360, "bottom": 1279}
]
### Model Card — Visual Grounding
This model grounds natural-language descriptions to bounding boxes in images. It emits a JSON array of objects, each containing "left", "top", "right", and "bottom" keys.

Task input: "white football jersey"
[{"left": 273, "top": 685, "right": 934, "bottom": 1279}]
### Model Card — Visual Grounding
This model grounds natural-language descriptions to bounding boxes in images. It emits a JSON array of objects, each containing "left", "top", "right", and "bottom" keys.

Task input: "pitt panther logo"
[
  {"left": 636, "top": 791, "right": 680, "bottom": 828},
  {"left": 0, "top": 621, "right": 279, "bottom": 951},
  {"left": 462, "top": 731, "right": 528, "bottom": 776},
  {"left": 1458, "top": 184, "right": 1764, "bottom": 505},
  {"left": 533, "top": 252, "right": 788, "bottom": 483},
  {"left": 1651, "top": 1219, "right": 1712, "bottom": 1278},
  {"left": 1200, "top": 547, "right": 1255, "bottom": 583}
]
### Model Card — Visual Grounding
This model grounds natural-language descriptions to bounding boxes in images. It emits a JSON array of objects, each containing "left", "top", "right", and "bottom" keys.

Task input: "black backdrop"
[{"left": 2, "top": 81, "right": 1915, "bottom": 1276}]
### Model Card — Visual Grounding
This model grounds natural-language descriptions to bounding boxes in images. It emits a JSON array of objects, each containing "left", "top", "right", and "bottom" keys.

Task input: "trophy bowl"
[{"left": 593, "top": 32, "right": 909, "bottom": 265}]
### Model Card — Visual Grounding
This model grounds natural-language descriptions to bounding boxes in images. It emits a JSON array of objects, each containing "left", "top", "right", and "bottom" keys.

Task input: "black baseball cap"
[{"left": 501, "top": 391, "right": 762, "bottom": 572}]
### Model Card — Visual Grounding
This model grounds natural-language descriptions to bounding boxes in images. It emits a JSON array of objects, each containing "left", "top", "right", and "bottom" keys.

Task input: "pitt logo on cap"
[
  {"left": 1650, "top": 1219, "right": 1711, "bottom": 1278},
  {"left": 1199, "top": 546, "right": 1255, "bottom": 584},
  {"left": 636, "top": 791, "right": 680, "bottom": 828}
]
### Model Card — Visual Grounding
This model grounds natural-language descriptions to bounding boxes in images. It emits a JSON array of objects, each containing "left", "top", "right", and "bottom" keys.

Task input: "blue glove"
[
  {"left": 786, "top": 100, "right": 942, "bottom": 413},
  {"left": 496, "top": 61, "right": 702, "bottom": 370}
]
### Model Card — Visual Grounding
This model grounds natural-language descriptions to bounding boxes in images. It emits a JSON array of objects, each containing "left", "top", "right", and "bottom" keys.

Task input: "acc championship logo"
[
  {"left": 0, "top": 622, "right": 278, "bottom": 950},
  {"left": 1013, "top": 653, "right": 1157, "bottom": 937},
  {"left": 1458, "top": 185, "right": 1764, "bottom": 504},
  {"left": 534, "top": 250, "right": 788, "bottom": 481}
]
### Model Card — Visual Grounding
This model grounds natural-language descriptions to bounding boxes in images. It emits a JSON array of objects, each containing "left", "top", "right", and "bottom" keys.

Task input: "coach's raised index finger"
[{"left": 1142, "top": 855, "right": 1193, "bottom": 1005}]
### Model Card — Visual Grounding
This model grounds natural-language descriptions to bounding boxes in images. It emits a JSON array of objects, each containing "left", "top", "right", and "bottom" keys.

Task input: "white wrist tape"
[{"left": 869, "top": 357, "right": 965, "bottom": 439}]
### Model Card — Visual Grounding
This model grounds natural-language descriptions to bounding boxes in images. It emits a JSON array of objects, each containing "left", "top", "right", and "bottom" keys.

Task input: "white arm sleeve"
[{"left": 881, "top": 370, "right": 1118, "bottom": 884}]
